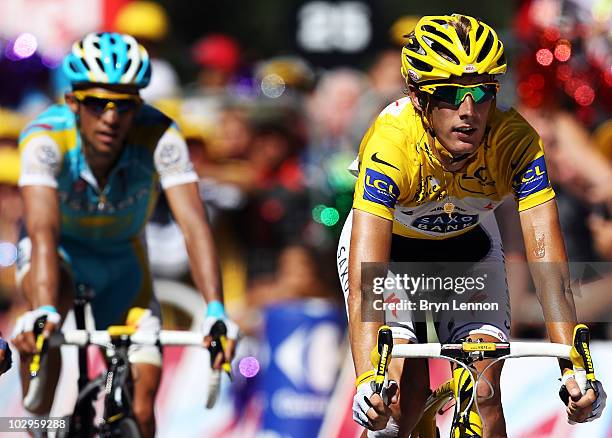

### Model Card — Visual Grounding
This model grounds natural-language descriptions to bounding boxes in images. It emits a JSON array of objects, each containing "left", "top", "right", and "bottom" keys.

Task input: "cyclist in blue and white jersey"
[{"left": 11, "top": 32, "right": 238, "bottom": 437}]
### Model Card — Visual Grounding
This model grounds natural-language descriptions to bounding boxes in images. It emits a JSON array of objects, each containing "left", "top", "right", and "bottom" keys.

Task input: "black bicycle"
[{"left": 26, "top": 287, "right": 229, "bottom": 437}]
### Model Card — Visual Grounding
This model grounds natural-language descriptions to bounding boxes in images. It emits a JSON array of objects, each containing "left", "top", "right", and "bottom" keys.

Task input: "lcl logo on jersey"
[
  {"left": 363, "top": 168, "right": 399, "bottom": 208},
  {"left": 513, "top": 156, "right": 550, "bottom": 200}
]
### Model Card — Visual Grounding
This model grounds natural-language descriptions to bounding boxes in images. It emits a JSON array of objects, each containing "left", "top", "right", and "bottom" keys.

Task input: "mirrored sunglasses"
[{"left": 419, "top": 82, "right": 500, "bottom": 106}]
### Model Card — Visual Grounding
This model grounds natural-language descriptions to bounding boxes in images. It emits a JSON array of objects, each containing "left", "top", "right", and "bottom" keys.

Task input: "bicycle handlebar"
[
  {"left": 392, "top": 341, "right": 571, "bottom": 360},
  {"left": 46, "top": 329, "right": 205, "bottom": 348},
  {"left": 25, "top": 329, "right": 220, "bottom": 413}
]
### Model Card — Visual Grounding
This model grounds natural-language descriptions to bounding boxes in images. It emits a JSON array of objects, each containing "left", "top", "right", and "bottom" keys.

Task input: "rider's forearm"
[
  {"left": 520, "top": 201, "right": 578, "bottom": 372},
  {"left": 183, "top": 217, "right": 224, "bottom": 304},
  {"left": 166, "top": 183, "right": 224, "bottom": 304},
  {"left": 29, "top": 231, "right": 60, "bottom": 309},
  {"left": 529, "top": 262, "right": 577, "bottom": 372},
  {"left": 530, "top": 263, "right": 576, "bottom": 339},
  {"left": 347, "top": 210, "right": 392, "bottom": 378},
  {"left": 347, "top": 286, "right": 381, "bottom": 377}
]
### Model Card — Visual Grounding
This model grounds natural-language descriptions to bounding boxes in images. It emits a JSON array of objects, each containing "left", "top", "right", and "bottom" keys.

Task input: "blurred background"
[{"left": 0, "top": 0, "right": 611, "bottom": 436}]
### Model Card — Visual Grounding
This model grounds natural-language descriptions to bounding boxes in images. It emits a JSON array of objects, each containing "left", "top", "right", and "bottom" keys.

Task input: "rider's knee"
[
  {"left": 394, "top": 381, "right": 428, "bottom": 434},
  {"left": 132, "top": 402, "right": 155, "bottom": 435}
]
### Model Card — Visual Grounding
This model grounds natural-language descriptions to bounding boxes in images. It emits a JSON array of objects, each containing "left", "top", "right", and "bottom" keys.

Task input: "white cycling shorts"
[{"left": 336, "top": 211, "right": 510, "bottom": 343}]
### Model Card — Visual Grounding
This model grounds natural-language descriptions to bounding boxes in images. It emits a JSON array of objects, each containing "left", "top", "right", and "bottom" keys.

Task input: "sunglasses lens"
[
  {"left": 115, "top": 100, "right": 138, "bottom": 112},
  {"left": 81, "top": 96, "right": 139, "bottom": 114},
  {"left": 431, "top": 84, "right": 497, "bottom": 105},
  {"left": 431, "top": 87, "right": 460, "bottom": 105},
  {"left": 82, "top": 97, "right": 109, "bottom": 114}
]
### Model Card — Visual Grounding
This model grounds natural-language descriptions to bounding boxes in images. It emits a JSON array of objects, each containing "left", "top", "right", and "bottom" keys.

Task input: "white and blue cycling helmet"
[{"left": 63, "top": 32, "right": 151, "bottom": 88}]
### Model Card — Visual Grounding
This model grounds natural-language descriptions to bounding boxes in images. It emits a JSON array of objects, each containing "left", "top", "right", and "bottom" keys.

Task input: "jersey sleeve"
[
  {"left": 494, "top": 111, "right": 555, "bottom": 211},
  {"left": 18, "top": 134, "right": 62, "bottom": 188},
  {"left": 154, "top": 125, "right": 199, "bottom": 189},
  {"left": 352, "top": 116, "right": 409, "bottom": 220}
]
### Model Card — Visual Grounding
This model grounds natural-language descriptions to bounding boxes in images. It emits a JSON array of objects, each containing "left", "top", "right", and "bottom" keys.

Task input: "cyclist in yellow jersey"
[{"left": 337, "top": 14, "right": 606, "bottom": 437}]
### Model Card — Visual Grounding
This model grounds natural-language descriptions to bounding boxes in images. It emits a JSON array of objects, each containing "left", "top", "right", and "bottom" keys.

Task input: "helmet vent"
[
  {"left": 95, "top": 57, "right": 105, "bottom": 71},
  {"left": 477, "top": 32, "right": 494, "bottom": 62},
  {"left": 422, "top": 25, "right": 453, "bottom": 44},
  {"left": 68, "top": 59, "right": 79, "bottom": 72},
  {"left": 475, "top": 24, "right": 484, "bottom": 40},
  {"left": 423, "top": 36, "right": 460, "bottom": 65},
  {"left": 406, "top": 38, "right": 426, "bottom": 55},
  {"left": 432, "top": 19, "right": 447, "bottom": 25},
  {"left": 111, "top": 53, "right": 118, "bottom": 68},
  {"left": 124, "top": 58, "right": 133, "bottom": 72},
  {"left": 406, "top": 55, "right": 433, "bottom": 72},
  {"left": 496, "top": 43, "right": 506, "bottom": 66}
]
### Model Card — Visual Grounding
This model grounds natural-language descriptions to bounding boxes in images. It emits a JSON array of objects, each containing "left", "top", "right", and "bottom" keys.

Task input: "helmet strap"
[{"left": 419, "top": 94, "right": 436, "bottom": 138}]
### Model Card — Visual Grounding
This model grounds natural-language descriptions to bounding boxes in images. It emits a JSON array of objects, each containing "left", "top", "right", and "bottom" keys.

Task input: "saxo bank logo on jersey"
[
  {"left": 413, "top": 213, "right": 479, "bottom": 233},
  {"left": 513, "top": 155, "right": 550, "bottom": 200},
  {"left": 363, "top": 168, "right": 399, "bottom": 208}
]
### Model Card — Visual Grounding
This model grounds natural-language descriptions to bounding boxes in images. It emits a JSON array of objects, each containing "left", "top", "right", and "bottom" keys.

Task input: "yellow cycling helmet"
[
  {"left": 114, "top": 1, "right": 169, "bottom": 41},
  {"left": 401, "top": 14, "right": 506, "bottom": 83}
]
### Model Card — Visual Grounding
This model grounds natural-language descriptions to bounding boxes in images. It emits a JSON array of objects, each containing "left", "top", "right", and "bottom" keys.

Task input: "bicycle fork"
[
  {"left": 70, "top": 292, "right": 96, "bottom": 437},
  {"left": 450, "top": 367, "right": 483, "bottom": 438}
]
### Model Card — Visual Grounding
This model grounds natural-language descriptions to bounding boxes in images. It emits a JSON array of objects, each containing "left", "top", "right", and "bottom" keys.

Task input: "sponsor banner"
[{"left": 258, "top": 299, "right": 346, "bottom": 437}]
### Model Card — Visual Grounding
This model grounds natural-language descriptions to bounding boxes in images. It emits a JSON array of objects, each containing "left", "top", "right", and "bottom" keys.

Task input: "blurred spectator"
[
  {"left": 388, "top": 15, "right": 421, "bottom": 47},
  {"left": 303, "top": 68, "right": 366, "bottom": 196},
  {"left": 347, "top": 15, "right": 419, "bottom": 147},
  {"left": 191, "top": 34, "right": 241, "bottom": 92},
  {"left": 248, "top": 244, "right": 338, "bottom": 312},
  {"left": 238, "top": 117, "right": 310, "bottom": 278},
  {"left": 306, "top": 68, "right": 365, "bottom": 149},
  {"left": 349, "top": 48, "right": 405, "bottom": 148},
  {"left": 513, "top": 0, "right": 611, "bottom": 127},
  {"left": 114, "top": 0, "right": 180, "bottom": 100},
  {"left": 254, "top": 56, "right": 316, "bottom": 113}
]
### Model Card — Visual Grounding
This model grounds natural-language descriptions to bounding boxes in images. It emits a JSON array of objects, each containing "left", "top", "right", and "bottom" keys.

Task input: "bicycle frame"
[
  {"left": 69, "top": 290, "right": 96, "bottom": 438},
  {"left": 53, "top": 289, "right": 139, "bottom": 438}
]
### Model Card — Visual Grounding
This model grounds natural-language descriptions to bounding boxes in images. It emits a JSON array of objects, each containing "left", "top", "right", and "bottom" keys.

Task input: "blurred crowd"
[{"left": 0, "top": 0, "right": 610, "bottom": 358}]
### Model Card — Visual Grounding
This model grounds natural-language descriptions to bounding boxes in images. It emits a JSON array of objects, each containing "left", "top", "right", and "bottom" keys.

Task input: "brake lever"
[{"left": 29, "top": 315, "right": 48, "bottom": 378}]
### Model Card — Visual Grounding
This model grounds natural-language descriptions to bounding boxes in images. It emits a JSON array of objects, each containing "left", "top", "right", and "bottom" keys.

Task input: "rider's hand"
[
  {"left": 11, "top": 306, "right": 61, "bottom": 355},
  {"left": 353, "top": 372, "right": 398, "bottom": 430},
  {"left": 0, "top": 334, "right": 12, "bottom": 375},
  {"left": 560, "top": 368, "right": 607, "bottom": 424},
  {"left": 201, "top": 301, "right": 239, "bottom": 369}
]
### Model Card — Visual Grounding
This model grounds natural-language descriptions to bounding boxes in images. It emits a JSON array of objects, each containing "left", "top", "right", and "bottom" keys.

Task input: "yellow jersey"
[{"left": 352, "top": 97, "right": 555, "bottom": 239}]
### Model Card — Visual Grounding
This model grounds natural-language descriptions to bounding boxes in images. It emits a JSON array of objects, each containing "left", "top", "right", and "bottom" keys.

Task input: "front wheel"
[
  {"left": 117, "top": 417, "right": 141, "bottom": 438},
  {"left": 99, "top": 417, "right": 141, "bottom": 438}
]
